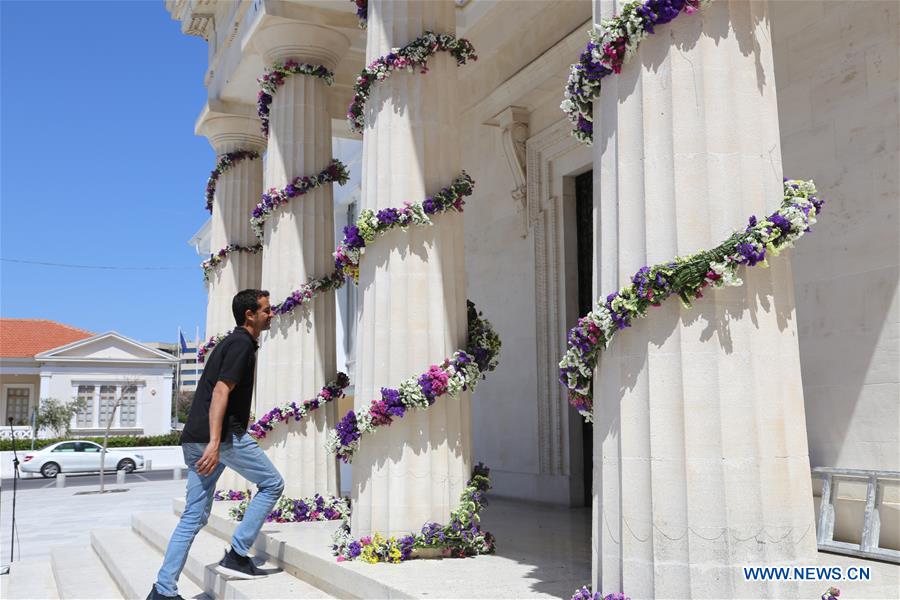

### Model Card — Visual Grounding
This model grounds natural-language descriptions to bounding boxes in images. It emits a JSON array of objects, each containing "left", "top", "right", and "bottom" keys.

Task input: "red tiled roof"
[{"left": 0, "top": 319, "right": 94, "bottom": 358}]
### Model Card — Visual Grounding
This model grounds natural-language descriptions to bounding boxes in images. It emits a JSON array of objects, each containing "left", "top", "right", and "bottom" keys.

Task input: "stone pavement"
[{"left": 0, "top": 476, "right": 187, "bottom": 564}]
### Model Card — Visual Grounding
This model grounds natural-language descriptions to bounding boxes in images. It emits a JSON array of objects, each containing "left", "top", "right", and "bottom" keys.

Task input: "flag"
[{"left": 179, "top": 329, "right": 189, "bottom": 354}]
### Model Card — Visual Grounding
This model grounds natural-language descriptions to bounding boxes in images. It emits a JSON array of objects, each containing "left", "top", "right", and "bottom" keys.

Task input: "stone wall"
[{"left": 773, "top": 1, "right": 899, "bottom": 474}]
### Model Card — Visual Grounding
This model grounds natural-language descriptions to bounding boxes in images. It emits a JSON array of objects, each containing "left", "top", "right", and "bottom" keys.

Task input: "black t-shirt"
[{"left": 181, "top": 327, "right": 258, "bottom": 444}]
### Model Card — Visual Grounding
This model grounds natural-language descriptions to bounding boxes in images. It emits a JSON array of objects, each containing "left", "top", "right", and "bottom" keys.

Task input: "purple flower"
[
  {"left": 376, "top": 207, "right": 400, "bottom": 225},
  {"left": 342, "top": 225, "right": 365, "bottom": 250},
  {"left": 736, "top": 242, "right": 766, "bottom": 266}
]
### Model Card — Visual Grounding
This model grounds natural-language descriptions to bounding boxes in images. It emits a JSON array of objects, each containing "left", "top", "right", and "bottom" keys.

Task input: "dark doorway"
[{"left": 574, "top": 171, "right": 593, "bottom": 505}]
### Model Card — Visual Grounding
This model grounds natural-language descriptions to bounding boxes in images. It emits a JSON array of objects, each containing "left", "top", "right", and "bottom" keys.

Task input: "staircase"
[{"left": 2, "top": 499, "right": 339, "bottom": 600}]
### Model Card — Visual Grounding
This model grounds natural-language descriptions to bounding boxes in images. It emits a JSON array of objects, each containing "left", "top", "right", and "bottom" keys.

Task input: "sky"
[{"left": 1, "top": 0, "right": 214, "bottom": 344}]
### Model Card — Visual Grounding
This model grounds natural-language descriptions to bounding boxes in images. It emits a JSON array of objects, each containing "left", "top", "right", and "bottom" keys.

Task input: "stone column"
[
  {"left": 351, "top": 0, "right": 471, "bottom": 539},
  {"left": 198, "top": 103, "right": 265, "bottom": 495},
  {"left": 253, "top": 22, "right": 350, "bottom": 499},
  {"left": 591, "top": 1, "right": 817, "bottom": 598}
]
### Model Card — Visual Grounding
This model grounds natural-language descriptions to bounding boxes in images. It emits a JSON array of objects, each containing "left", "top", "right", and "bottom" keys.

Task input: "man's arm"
[{"left": 196, "top": 380, "right": 236, "bottom": 476}]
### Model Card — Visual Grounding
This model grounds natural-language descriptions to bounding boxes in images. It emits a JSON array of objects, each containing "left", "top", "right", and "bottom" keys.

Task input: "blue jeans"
[{"left": 154, "top": 433, "right": 284, "bottom": 597}]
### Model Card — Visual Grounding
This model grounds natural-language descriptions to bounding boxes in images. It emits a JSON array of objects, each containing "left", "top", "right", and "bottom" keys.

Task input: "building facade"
[
  {"left": 0, "top": 320, "right": 178, "bottom": 438},
  {"left": 168, "top": 0, "right": 899, "bottom": 595}
]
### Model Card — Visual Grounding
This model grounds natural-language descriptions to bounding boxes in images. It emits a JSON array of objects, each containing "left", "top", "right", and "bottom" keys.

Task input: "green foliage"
[
  {"left": 0, "top": 431, "right": 181, "bottom": 452},
  {"left": 34, "top": 398, "right": 86, "bottom": 438}
]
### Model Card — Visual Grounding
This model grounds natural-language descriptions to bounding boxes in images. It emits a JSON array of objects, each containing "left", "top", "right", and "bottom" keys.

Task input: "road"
[{"left": 1, "top": 468, "right": 184, "bottom": 491}]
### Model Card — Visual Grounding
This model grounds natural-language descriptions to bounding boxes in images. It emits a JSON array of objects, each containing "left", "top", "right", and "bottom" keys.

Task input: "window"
[
  {"left": 77, "top": 442, "right": 101, "bottom": 453},
  {"left": 119, "top": 385, "right": 137, "bottom": 427},
  {"left": 53, "top": 442, "right": 77, "bottom": 452},
  {"left": 99, "top": 385, "right": 117, "bottom": 427},
  {"left": 5, "top": 387, "right": 30, "bottom": 426},
  {"left": 76, "top": 385, "right": 94, "bottom": 427}
]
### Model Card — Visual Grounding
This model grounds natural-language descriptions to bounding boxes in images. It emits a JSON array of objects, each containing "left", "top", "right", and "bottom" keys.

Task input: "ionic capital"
[
  {"left": 195, "top": 101, "right": 267, "bottom": 154},
  {"left": 252, "top": 21, "right": 351, "bottom": 71}
]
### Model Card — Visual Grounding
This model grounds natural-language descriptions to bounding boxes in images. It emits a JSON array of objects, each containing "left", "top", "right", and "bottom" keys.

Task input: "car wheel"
[
  {"left": 117, "top": 458, "right": 136, "bottom": 474},
  {"left": 40, "top": 462, "right": 60, "bottom": 478}
]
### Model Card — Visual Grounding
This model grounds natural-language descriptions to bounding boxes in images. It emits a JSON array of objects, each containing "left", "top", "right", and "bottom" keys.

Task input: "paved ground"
[
  {"left": 1, "top": 468, "right": 181, "bottom": 491},
  {"left": 0, "top": 476, "right": 187, "bottom": 564}
]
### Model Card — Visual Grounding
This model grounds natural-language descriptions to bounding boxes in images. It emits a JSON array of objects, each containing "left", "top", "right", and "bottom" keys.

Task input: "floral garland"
[
  {"left": 201, "top": 243, "right": 263, "bottom": 282},
  {"left": 271, "top": 269, "right": 347, "bottom": 316},
  {"left": 332, "top": 463, "right": 494, "bottom": 563},
  {"left": 351, "top": 0, "right": 367, "bottom": 28},
  {"left": 334, "top": 172, "right": 474, "bottom": 280},
  {"left": 248, "top": 372, "right": 350, "bottom": 440},
  {"left": 348, "top": 31, "right": 477, "bottom": 133},
  {"left": 561, "top": 0, "right": 711, "bottom": 145},
  {"left": 257, "top": 60, "right": 334, "bottom": 136},
  {"left": 230, "top": 492, "right": 350, "bottom": 524},
  {"left": 205, "top": 150, "right": 260, "bottom": 212},
  {"left": 559, "top": 179, "right": 825, "bottom": 422},
  {"left": 197, "top": 331, "right": 229, "bottom": 363},
  {"left": 214, "top": 489, "right": 252, "bottom": 502},
  {"left": 571, "top": 589, "right": 629, "bottom": 600},
  {"left": 327, "top": 301, "right": 500, "bottom": 463},
  {"left": 251, "top": 159, "right": 350, "bottom": 239}
]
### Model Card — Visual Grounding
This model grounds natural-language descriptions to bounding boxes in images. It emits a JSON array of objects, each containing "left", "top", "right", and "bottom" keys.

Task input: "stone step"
[
  {"left": 91, "top": 527, "right": 207, "bottom": 600},
  {"left": 173, "top": 498, "right": 409, "bottom": 599},
  {"left": 2, "top": 558, "right": 60, "bottom": 599},
  {"left": 133, "top": 511, "right": 334, "bottom": 599},
  {"left": 50, "top": 543, "right": 122, "bottom": 600}
]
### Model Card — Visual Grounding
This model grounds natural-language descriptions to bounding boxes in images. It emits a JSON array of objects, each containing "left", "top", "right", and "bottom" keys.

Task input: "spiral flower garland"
[
  {"left": 561, "top": 0, "right": 711, "bottom": 144},
  {"left": 201, "top": 243, "right": 263, "bottom": 282},
  {"left": 205, "top": 150, "right": 260, "bottom": 212},
  {"left": 559, "top": 179, "right": 825, "bottom": 422},
  {"left": 257, "top": 60, "right": 334, "bottom": 136},
  {"left": 327, "top": 301, "right": 501, "bottom": 463},
  {"left": 251, "top": 159, "right": 350, "bottom": 239},
  {"left": 334, "top": 172, "right": 475, "bottom": 280},
  {"left": 248, "top": 372, "right": 350, "bottom": 440},
  {"left": 347, "top": 31, "right": 477, "bottom": 133},
  {"left": 332, "top": 463, "right": 494, "bottom": 563}
]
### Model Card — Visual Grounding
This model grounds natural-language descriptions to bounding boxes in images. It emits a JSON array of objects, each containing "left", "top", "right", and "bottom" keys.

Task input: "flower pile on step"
[
  {"left": 327, "top": 302, "right": 500, "bottom": 463},
  {"left": 229, "top": 493, "right": 349, "bottom": 524},
  {"left": 559, "top": 179, "right": 825, "bottom": 422},
  {"left": 248, "top": 373, "right": 350, "bottom": 440},
  {"left": 201, "top": 243, "right": 263, "bottom": 282},
  {"left": 332, "top": 463, "right": 494, "bottom": 563},
  {"left": 348, "top": 31, "right": 477, "bottom": 133},
  {"left": 251, "top": 159, "right": 350, "bottom": 239},
  {"left": 571, "top": 587, "right": 630, "bottom": 600},
  {"left": 257, "top": 60, "right": 334, "bottom": 136},
  {"left": 562, "top": 0, "right": 711, "bottom": 144},
  {"left": 205, "top": 150, "right": 260, "bottom": 212},
  {"left": 213, "top": 489, "right": 252, "bottom": 502},
  {"left": 334, "top": 172, "right": 475, "bottom": 280}
]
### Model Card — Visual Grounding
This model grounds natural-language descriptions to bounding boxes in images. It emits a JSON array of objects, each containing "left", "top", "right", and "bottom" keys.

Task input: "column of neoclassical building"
[
  {"left": 351, "top": 0, "right": 472, "bottom": 538},
  {"left": 198, "top": 104, "right": 266, "bottom": 494},
  {"left": 590, "top": 1, "right": 817, "bottom": 598},
  {"left": 252, "top": 22, "right": 350, "bottom": 499}
]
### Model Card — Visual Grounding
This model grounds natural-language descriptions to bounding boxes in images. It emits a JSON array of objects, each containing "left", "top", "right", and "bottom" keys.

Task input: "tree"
[
  {"left": 175, "top": 391, "right": 193, "bottom": 424},
  {"left": 99, "top": 379, "right": 140, "bottom": 493},
  {"left": 35, "top": 398, "right": 87, "bottom": 438}
]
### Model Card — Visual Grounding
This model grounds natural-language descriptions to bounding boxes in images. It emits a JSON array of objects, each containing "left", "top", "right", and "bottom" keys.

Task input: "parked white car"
[{"left": 20, "top": 440, "right": 145, "bottom": 478}]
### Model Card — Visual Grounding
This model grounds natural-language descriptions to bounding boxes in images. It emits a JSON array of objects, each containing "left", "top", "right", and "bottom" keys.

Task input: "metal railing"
[{"left": 812, "top": 467, "right": 900, "bottom": 563}]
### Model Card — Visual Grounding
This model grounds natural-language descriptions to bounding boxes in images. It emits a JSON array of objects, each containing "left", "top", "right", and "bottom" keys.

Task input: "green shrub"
[{"left": 0, "top": 431, "right": 182, "bottom": 452}]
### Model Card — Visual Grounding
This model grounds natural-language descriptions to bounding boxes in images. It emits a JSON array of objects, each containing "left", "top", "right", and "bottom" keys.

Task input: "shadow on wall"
[{"left": 772, "top": 0, "right": 900, "bottom": 473}]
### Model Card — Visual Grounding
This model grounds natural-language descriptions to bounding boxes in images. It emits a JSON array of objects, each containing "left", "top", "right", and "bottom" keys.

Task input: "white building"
[
  {"left": 164, "top": 0, "right": 898, "bottom": 596},
  {"left": 0, "top": 319, "right": 178, "bottom": 438}
]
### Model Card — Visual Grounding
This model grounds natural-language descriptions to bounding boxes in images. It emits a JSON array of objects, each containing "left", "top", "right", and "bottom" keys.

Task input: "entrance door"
[{"left": 575, "top": 171, "right": 593, "bottom": 505}]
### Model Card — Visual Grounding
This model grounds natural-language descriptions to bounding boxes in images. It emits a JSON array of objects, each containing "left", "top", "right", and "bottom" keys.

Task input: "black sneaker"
[
  {"left": 216, "top": 547, "right": 266, "bottom": 579},
  {"left": 146, "top": 584, "right": 185, "bottom": 600}
]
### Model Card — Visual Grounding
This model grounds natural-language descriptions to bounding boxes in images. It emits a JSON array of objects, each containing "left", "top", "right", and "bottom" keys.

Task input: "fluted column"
[
  {"left": 591, "top": 1, "right": 817, "bottom": 598},
  {"left": 253, "top": 22, "right": 350, "bottom": 499},
  {"left": 199, "top": 104, "right": 266, "bottom": 339},
  {"left": 351, "top": 0, "right": 471, "bottom": 539},
  {"left": 198, "top": 103, "right": 265, "bottom": 495}
]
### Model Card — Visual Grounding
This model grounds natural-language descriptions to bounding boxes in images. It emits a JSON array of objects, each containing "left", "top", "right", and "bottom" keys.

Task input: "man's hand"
[{"left": 196, "top": 443, "right": 220, "bottom": 476}]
